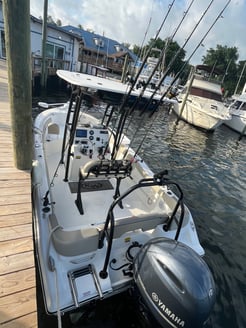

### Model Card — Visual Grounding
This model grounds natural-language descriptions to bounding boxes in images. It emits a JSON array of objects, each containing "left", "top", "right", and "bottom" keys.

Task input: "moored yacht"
[
  {"left": 224, "top": 91, "right": 246, "bottom": 135},
  {"left": 172, "top": 65, "right": 231, "bottom": 131}
]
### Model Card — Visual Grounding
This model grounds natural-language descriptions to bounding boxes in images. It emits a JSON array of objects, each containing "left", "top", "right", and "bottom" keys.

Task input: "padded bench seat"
[{"left": 49, "top": 213, "right": 169, "bottom": 256}]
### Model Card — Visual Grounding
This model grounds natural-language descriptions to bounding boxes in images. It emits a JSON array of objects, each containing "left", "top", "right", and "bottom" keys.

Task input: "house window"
[
  {"left": 46, "top": 43, "right": 64, "bottom": 68},
  {"left": 0, "top": 30, "right": 6, "bottom": 58},
  {"left": 93, "top": 38, "right": 104, "bottom": 47},
  {"left": 115, "top": 44, "right": 122, "bottom": 52}
]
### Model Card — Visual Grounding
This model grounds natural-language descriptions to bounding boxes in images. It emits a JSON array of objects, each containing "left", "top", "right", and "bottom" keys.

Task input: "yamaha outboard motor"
[{"left": 133, "top": 238, "right": 216, "bottom": 328}]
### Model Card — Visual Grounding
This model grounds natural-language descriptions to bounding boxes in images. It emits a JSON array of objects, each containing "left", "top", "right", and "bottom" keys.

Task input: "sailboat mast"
[{"left": 234, "top": 61, "right": 246, "bottom": 95}]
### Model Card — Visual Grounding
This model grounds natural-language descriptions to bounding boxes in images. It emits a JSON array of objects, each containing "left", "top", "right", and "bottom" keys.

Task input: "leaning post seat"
[{"left": 75, "top": 159, "right": 133, "bottom": 214}]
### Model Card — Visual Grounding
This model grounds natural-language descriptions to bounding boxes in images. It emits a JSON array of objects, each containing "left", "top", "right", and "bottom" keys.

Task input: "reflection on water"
[{"left": 125, "top": 107, "right": 246, "bottom": 328}]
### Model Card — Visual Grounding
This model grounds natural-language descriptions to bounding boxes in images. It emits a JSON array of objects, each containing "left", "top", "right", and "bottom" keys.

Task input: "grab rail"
[{"left": 98, "top": 170, "right": 185, "bottom": 279}]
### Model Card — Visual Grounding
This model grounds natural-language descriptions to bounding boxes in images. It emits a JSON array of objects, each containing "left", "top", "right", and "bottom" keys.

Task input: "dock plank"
[
  {"left": 0, "top": 288, "right": 37, "bottom": 324},
  {"left": 0, "top": 268, "right": 36, "bottom": 297},
  {"left": 0, "top": 213, "right": 32, "bottom": 228},
  {"left": 0, "top": 59, "right": 37, "bottom": 327},
  {"left": 0, "top": 193, "right": 31, "bottom": 205},
  {"left": 0, "top": 312, "right": 37, "bottom": 328},
  {"left": 0, "top": 251, "right": 35, "bottom": 275},
  {"left": 0, "top": 203, "right": 32, "bottom": 216},
  {"left": 0, "top": 224, "right": 33, "bottom": 242},
  {"left": 0, "top": 237, "right": 34, "bottom": 256},
  {"left": 0, "top": 179, "right": 31, "bottom": 188}
]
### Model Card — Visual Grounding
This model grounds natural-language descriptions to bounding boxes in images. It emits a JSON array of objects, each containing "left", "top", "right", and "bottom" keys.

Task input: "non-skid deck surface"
[{"left": 69, "top": 179, "right": 114, "bottom": 193}]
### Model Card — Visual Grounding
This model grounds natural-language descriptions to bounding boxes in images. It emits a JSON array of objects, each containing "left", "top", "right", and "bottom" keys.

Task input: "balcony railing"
[
  {"left": 32, "top": 53, "right": 125, "bottom": 78},
  {"left": 32, "top": 56, "right": 71, "bottom": 77},
  {"left": 81, "top": 54, "right": 124, "bottom": 73}
]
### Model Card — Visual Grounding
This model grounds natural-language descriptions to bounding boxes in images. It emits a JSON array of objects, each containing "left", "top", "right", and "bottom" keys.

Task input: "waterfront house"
[{"left": 0, "top": 1, "right": 136, "bottom": 81}]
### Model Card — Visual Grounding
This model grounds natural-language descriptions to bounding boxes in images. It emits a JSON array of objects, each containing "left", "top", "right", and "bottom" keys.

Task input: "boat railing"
[
  {"left": 193, "top": 73, "right": 222, "bottom": 85},
  {"left": 98, "top": 170, "right": 185, "bottom": 279}
]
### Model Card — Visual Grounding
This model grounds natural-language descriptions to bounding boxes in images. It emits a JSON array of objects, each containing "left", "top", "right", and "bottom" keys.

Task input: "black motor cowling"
[{"left": 133, "top": 238, "right": 215, "bottom": 328}]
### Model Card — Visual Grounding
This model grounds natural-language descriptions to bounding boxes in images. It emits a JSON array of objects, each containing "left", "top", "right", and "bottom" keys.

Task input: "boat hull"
[
  {"left": 172, "top": 99, "right": 230, "bottom": 131},
  {"left": 224, "top": 113, "right": 246, "bottom": 135}
]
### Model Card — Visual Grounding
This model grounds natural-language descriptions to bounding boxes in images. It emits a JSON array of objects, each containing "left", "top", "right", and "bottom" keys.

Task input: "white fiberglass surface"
[{"left": 44, "top": 138, "right": 169, "bottom": 230}]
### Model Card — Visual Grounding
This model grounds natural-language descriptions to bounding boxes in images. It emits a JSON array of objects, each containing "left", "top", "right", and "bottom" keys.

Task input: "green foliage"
[
  {"left": 47, "top": 15, "right": 56, "bottom": 25},
  {"left": 122, "top": 42, "right": 131, "bottom": 50},
  {"left": 56, "top": 19, "right": 62, "bottom": 27},
  {"left": 202, "top": 44, "right": 244, "bottom": 96}
]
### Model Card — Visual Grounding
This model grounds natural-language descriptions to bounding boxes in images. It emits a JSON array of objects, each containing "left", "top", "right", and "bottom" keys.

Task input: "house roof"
[
  {"left": 61, "top": 25, "right": 137, "bottom": 61},
  {"left": 30, "top": 15, "right": 82, "bottom": 40}
]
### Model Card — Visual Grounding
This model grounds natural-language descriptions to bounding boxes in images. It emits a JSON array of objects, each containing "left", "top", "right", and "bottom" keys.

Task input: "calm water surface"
[
  {"left": 125, "top": 107, "right": 246, "bottom": 328},
  {"left": 34, "top": 101, "right": 246, "bottom": 328}
]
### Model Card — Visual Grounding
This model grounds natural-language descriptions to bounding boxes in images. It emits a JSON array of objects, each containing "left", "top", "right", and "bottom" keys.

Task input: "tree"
[
  {"left": 56, "top": 19, "right": 62, "bottom": 26},
  {"left": 122, "top": 42, "right": 131, "bottom": 50},
  {"left": 202, "top": 45, "right": 239, "bottom": 95},
  {"left": 47, "top": 15, "right": 56, "bottom": 24},
  {"left": 132, "top": 44, "right": 141, "bottom": 57}
]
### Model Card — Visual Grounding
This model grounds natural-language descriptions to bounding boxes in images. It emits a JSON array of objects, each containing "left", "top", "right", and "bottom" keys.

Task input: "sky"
[{"left": 30, "top": 0, "right": 246, "bottom": 65}]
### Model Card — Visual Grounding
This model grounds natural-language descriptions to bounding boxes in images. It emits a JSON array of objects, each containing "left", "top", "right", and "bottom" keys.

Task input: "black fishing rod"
[
  {"left": 111, "top": 0, "right": 176, "bottom": 159},
  {"left": 126, "top": 0, "right": 197, "bottom": 117},
  {"left": 121, "top": 0, "right": 197, "bottom": 151},
  {"left": 142, "top": 0, "right": 231, "bottom": 116},
  {"left": 157, "top": 0, "right": 232, "bottom": 106},
  {"left": 136, "top": 0, "right": 215, "bottom": 117},
  {"left": 123, "top": 0, "right": 214, "bottom": 155},
  {"left": 132, "top": 0, "right": 232, "bottom": 158}
]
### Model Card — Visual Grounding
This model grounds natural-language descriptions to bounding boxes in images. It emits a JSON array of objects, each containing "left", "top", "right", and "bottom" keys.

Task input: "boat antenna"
[{"left": 111, "top": 0, "right": 176, "bottom": 159}]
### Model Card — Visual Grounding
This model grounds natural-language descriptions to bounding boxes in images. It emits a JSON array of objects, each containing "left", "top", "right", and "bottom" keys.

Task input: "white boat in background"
[
  {"left": 135, "top": 56, "right": 179, "bottom": 97},
  {"left": 172, "top": 65, "right": 231, "bottom": 131},
  {"left": 32, "top": 69, "right": 215, "bottom": 327},
  {"left": 224, "top": 91, "right": 246, "bottom": 136}
]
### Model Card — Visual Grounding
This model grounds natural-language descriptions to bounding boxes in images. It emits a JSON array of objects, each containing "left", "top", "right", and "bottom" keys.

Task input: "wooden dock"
[{"left": 0, "top": 59, "right": 37, "bottom": 327}]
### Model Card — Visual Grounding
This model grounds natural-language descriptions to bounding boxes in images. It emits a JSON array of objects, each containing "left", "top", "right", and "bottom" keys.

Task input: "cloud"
[{"left": 30, "top": 0, "right": 246, "bottom": 64}]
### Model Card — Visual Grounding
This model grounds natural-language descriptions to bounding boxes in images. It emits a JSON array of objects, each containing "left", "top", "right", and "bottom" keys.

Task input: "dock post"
[{"left": 3, "top": 0, "right": 33, "bottom": 170}]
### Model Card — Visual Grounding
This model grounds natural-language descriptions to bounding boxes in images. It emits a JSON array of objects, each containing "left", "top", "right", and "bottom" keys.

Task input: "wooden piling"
[{"left": 2, "top": 0, "right": 33, "bottom": 170}]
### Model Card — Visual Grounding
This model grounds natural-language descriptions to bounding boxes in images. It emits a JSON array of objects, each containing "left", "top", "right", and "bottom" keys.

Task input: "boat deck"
[{"left": 0, "top": 59, "right": 37, "bottom": 327}]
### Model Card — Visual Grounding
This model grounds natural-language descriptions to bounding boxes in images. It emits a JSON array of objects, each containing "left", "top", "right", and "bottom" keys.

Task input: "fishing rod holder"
[{"left": 75, "top": 159, "right": 133, "bottom": 215}]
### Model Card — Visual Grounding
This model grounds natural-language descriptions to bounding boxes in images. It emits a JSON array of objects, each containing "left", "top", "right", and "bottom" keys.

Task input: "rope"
[{"left": 47, "top": 225, "right": 63, "bottom": 328}]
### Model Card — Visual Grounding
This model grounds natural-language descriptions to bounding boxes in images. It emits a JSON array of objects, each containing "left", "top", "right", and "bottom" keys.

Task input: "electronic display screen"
[{"left": 76, "top": 129, "right": 87, "bottom": 138}]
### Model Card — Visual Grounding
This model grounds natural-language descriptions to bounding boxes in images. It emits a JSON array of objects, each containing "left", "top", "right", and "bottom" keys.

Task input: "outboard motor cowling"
[{"left": 133, "top": 238, "right": 215, "bottom": 328}]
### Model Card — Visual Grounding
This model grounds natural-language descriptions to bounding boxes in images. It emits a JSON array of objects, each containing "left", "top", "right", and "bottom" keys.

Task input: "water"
[
  {"left": 124, "top": 108, "right": 246, "bottom": 328},
  {"left": 34, "top": 100, "right": 246, "bottom": 328}
]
